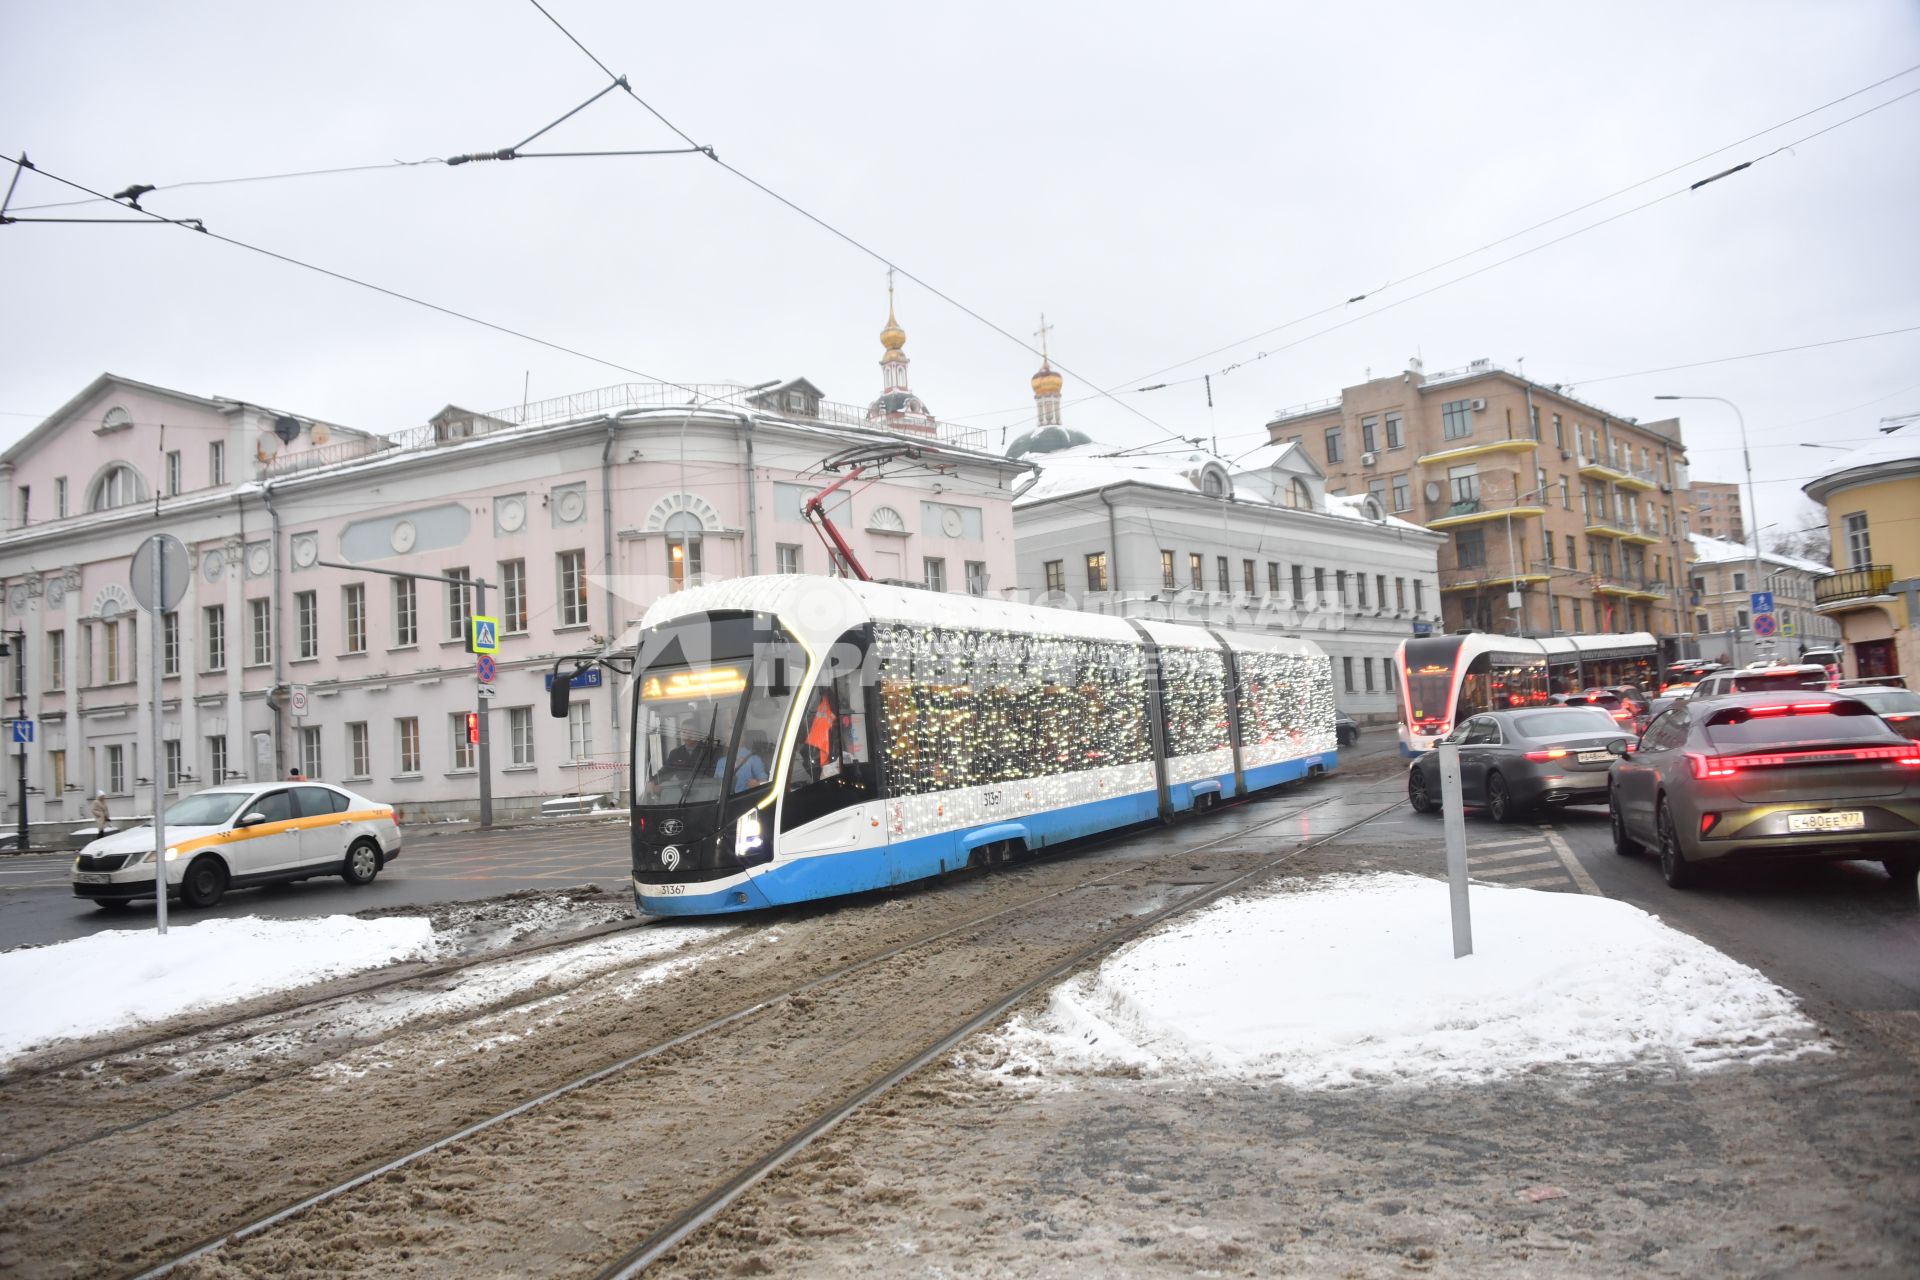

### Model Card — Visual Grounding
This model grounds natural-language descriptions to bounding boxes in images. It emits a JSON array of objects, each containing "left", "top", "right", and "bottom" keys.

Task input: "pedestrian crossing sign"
[
  {"left": 470, "top": 615, "right": 500, "bottom": 655},
  {"left": 1780, "top": 616, "right": 1796, "bottom": 637}
]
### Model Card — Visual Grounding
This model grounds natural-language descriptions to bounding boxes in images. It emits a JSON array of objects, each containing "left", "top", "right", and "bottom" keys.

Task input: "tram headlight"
[{"left": 734, "top": 809, "right": 764, "bottom": 860}]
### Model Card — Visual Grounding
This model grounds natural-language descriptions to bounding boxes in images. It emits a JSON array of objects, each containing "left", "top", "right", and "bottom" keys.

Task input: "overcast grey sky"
[{"left": 5, "top": 1, "right": 1918, "bottom": 533}]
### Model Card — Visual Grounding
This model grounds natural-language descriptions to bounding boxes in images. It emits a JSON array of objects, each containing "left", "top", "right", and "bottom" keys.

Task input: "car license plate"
[
  {"left": 1788, "top": 811, "right": 1865, "bottom": 833},
  {"left": 1577, "top": 751, "right": 1612, "bottom": 764},
  {"left": 74, "top": 872, "right": 110, "bottom": 884}
]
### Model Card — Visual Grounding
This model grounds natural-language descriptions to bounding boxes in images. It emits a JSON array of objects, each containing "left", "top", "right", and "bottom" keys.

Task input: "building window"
[
  {"left": 776, "top": 544, "right": 802, "bottom": 574},
  {"left": 1368, "top": 477, "right": 1387, "bottom": 506},
  {"left": 1216, "top": 556, "right": 1230, "bottom": 593},
  {"left": 1528, "top": 404, "right": 1541, "bottom": 440},
  {"left": 208, "top": 734, "right": 228, "bottom": 784},
  {"left": 450, "top": 713, "right": 476, "bottom": 772},
  {"left": 1565, "top": 535, "right": 1577, "bottom": 566},
  {"left": 1190, "top": 553, "right": 1204, "bottom": 590},
  {"left": 1356, "top": 573, "right": 1368, "bottom": 608},
  {"left": 1395, "top": 578, "right": 1407, "bottom": 611},
  {"left": 1313, "top": 567, "right": 1327, "bottom": 606},
  {"left": 1695, "top": 612, "right": 1711, "bottom": 633},
  {"left": 14, "top": 485, "right": 28, "bottom": 525},
  {"left": 1391, "top": 473, "right": 1410, "bottom": 512},
  {"left": 55, "top": 476, "right": 67, "bottom": 518},
  {"left": 209, "top": 440, "right": 226, "bottom": 486},
  {"left": 926, "top": 556, "right": 948, "bottom": 592},
  {"left": 1552, "top": 415, "right": 1564, "bottom": 450},
  {"left": 1161, "top": 549, "right": 1176, "bottom": 590},
  {"left": 1243, "top": 559, "right": 1257, "bottom": 595},
  {"left": 668, "top": 537, "right": 702, "bottom": 590},
  {"left": 1342, "top": 656, "right": 1355, "bottom": 692},
  {"left": 1456, "top": 528, "right": 1487, "bottom": 567},
  {"left": 50, "top": 749, "right": 66, "bottom": 797},
  {"left": 1448, "top": 465, "right": 1479, "bottom": 505},
  {"left": 102, "top": 619, "right": 124, "bottom": 684},
  {"left": 1335, "top": 569, "right": 1349, "bottom": 604},
  {"left": 248, "top": 598, "right": 272, "bottom": 666},
  {"left": 1385, "top": 413, "right": 1403, "bottom": 449},
  {"left": 89, "top": 464, "right": 142, "bottom": 511},
  {"left": 343, "top": 584, "right": 367, "bottom": 654},
  {"left": 348, "top": 722, "right": 370, "bottom": 778},
  {"left": 1361, "top": 416, "right": 1379, "bottom": 453},
  {"left": 508, "top": 706, "right": 535, "bottom": 767},
  {"left": 1292, "top": 564, "right": 1306, "bottom": 603},
  {"left": 164, "top": 739, "right": 184, "bottom": 790},
  {"left": 558, "top": 550, "right": 588, "bottom": 626},
  {"left": 1844, "top": 512, "right": 1871, "bottom": 568},
  {"left": 296, "top": 590, "right": 319, "bottom": 659},
  {"left": 1736, "top": 609, "right": 1750, "bottom": 629},
  {"left": 106, "top": 744, "right": 125, "bottom": 794},
  {"left": 158, "top": 611, "right": 179, "bottom": 676},
  {"left": 567, "top": 702, "right": 592, "bottom": 761},
  {"left": 393, "top": 577, "right": 418, "bottom": 647},
  {"left": 204, "top": 606, "right": 225, "bottom": 672},
  {"left": 500, "top": 559, "right": 528, "bottom": 632},
  {"left": 1364, "top": 657, "right": 1376, "bottom": 692},
  {"left": 1324, "top": 426, "right": 1345, "bottom": 463},
  {"left": 1044, "top": 560, "right": 1064, "bottom": 594},
  {"left": 1414, "top": 580, "right": 1426, "bottom": 613},
  {"left": 46, "top": 629, "right": 63, "bottom": 690},
  {"left": 1572, "top": 599, "right": 1584, "bottom": 631},
  {"left": 1441, "top": 399, "right": 1473, "bottom": 439},
  {"left": 445, "top": 567, "right": 473, "bottom": 642},
  {"left": 299, "top": 726, "right": 322, "bottom": 780},
  {"left": 165, "top": 450, "right": 182, "bottom": 496},
  {"left": 965, "top": 560, "right": 987, "bottom": 596},
  {"left": 1268, "top": 562, "right": 1281, "bottom": 595},
  {"left": 1085, "top": 552, "right": 1108, "bottom": 593},
  {"left": 397, "top": 717, "right": 422, "bottom": 775},
  {"left": 1731, "top": 571, "right": 1746, "bottom": 591}
]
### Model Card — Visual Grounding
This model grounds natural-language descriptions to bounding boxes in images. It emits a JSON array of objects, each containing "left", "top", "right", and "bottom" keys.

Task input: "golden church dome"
[{"left": 1031, "top": 362, "right": 1063, "bottom": 396}]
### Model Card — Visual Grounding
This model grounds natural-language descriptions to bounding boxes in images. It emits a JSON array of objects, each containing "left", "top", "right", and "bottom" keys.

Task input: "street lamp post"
[
  {"left": 1503, "top": 482, "right": 1552, "bottom": 638},
  {"left": 1656, "top": 395, "right": 1763, "bottom": 658}
]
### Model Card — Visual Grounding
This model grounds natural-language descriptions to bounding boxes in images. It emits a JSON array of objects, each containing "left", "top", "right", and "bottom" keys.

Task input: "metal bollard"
[{"left": 1437, "top": 742, "right": 1472, "bottom": 958}]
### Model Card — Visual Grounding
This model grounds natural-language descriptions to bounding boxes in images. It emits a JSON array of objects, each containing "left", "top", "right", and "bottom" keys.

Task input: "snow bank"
[
  {"left": 0, "top": 915, "right": 437, "bottom": 1064},
  {"left": 985, "top": 873, "right": 1821, "bottom": 1088}
]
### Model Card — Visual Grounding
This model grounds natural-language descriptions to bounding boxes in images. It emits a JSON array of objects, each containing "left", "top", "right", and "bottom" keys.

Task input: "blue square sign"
[
  {"left": 9, "top": 720, "right": 31, "bottom": 744},
  {"left": 1750, "top": 590, "right": 1774, "bottom": 616}
]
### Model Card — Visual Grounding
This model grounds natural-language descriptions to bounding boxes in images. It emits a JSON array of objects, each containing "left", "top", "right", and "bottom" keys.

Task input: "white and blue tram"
[{"left": 553, "top": 576, "right": 1338, "bottom": 917}]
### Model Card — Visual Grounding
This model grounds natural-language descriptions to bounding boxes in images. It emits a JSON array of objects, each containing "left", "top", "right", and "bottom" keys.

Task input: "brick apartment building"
[
  {"left": 1690, "top": 480, "right": 1745, "bottom": 542},
  {"left": 1266, "top": 358, "right": 1696, "bottom": 645}
]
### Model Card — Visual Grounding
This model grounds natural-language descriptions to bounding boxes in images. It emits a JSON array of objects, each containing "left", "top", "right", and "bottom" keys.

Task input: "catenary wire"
[
  {"left": 1, "top": 156, "right": 714, "bottom": 404},
  {"left": 1566, "top": 323, "right": 1920, "bottom": 389}
]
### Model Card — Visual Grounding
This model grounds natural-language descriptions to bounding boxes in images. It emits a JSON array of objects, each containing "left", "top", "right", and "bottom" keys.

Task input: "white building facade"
[
  {"left": 1010, "top": 439, "right": 1445, "bottom": 721},
  {"left": 1, "top": 356, "right": 1025, "bottom": 830}
]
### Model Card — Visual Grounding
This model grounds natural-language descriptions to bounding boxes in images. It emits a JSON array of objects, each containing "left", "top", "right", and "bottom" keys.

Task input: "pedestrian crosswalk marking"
[
  {"left": 1471, "top": 847, "right": 1556, "bottom": 865},
  {"left": 1475, "top": 860, "right": 1560, "bottom": 877}
]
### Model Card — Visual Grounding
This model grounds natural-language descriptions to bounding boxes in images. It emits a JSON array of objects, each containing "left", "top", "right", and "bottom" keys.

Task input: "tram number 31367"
[{"left": 982, "top": 790, "right": 1003, "bottom": 808}]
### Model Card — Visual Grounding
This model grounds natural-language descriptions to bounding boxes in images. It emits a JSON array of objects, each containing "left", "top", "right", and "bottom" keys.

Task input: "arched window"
[
  {"left": 664, "top": 511, "right": 704, "bottom": 591},
  {"left": 1201, "top": 469, "right": 1227, "bottom": 498},
  {"left": 89, "top": 464, "right": 145, "bottom": 512}
]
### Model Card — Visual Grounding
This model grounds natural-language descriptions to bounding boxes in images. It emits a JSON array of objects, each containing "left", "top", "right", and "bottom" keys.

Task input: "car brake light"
[
  {"left": 1524, "top": 748, "right": 1569, "bottom": 762},
  {"left": 1887, "top": 714, "right": 1916, "bottom": 722},
  {"left": 1687, "top": 752, "right": 1739, "bottom": 779},
  {"left": 1700, "top": 812, "right": 1720, "bottom": 837}
]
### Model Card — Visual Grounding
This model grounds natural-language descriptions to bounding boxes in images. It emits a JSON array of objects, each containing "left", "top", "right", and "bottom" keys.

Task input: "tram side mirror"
[{"left": 549, "top": 670, "right": 573, "bottom": 719}]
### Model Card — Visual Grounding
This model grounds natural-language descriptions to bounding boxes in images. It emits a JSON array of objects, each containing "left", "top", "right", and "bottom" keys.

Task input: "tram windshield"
[{"left": 633, "top": 645, "right": 803, "bottom": 808}]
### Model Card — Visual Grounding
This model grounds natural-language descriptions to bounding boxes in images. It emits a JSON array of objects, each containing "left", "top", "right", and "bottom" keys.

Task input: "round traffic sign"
[
  {"left": 476, "top": 655, "right": 497, "bottom": 683},
  {"left": 130, "top": 534, "right": 190, "bottom": 613},
  {"left": 1753, "top": 613, "right": 1777, "bottom": 638}
]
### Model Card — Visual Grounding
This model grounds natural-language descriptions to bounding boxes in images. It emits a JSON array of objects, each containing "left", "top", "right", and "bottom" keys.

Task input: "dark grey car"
[
  {"left": 1607, "top": 690, "right": 1920, "bottom": 889},
  {"left": 1406, "top": 706, "right": 1630, "bottom": 822}
]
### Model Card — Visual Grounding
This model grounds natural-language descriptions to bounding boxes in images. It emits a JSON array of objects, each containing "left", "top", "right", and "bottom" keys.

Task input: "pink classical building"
[{"left": 0, "top": 314, "right": 1024, "bottom": 826}]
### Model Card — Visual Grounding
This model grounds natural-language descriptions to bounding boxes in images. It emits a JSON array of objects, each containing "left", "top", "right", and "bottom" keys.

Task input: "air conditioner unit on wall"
[
  {"left": 1361, "top": 451, "right": 1377, "bottom": 466},
  {"left": 1470, "top": 398, "right": 1488, "bottom": 412}
]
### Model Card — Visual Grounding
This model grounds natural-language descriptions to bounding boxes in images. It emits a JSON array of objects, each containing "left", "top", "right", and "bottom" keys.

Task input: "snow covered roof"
[
  {"left": 1803, "top": 425, "right": 1920, "bottom": 503},
  {"left": 1689, "top": 532, "right": 1828, "bottom": 576}
]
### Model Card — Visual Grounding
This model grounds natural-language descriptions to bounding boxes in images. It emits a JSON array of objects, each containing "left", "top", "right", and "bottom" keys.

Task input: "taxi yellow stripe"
[{"left": 169, "top": 808, "right": 394, "bottom": 859}]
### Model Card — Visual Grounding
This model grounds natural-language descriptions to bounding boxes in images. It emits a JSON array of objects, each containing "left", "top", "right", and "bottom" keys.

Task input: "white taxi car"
[{"left": 72, "top": 782, "right": 401, "bottom": 911}]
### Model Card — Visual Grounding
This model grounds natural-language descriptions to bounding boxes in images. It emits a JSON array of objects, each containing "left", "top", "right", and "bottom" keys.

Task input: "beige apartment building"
[
  {"left": 1267, "top": 358, "right": 1695, "bottom": 644},
  {"left": 1691, "top": 480, "right": 1745, "bottom": 542}
]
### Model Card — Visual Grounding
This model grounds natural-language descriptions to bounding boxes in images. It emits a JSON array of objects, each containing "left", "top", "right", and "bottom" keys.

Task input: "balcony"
[
  {"left": 1576, "top": 453, "right": 1660, "bottom": 490},
  {"left": 1583, "top": 515, "right": 1662, "bottom": 545},
  {"left": 1813, "top": 564, "right": 1894, "bottom": 611},
  {"left": 1592, "top": 577, "right": 1672, "bottom": 602},
  {"left": 1415, "top": 437, "right": 1538, "bottom": 467},
  {"left": 1425, "top": 497, "right": 1547, "bottom": 530}
]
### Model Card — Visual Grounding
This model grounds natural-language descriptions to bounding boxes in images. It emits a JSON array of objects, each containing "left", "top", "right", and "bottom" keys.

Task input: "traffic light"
[{"left": 466, "top": 712, "right": 479, "bottom": 744}]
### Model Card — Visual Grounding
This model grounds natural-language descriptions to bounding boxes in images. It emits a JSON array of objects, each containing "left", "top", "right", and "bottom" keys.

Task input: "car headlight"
[
  {"left": 127, "top": 849, "right": 155, "bottom": 866},
  {"left": 734, "top": 809, "right": 764, "bottom": 860}
]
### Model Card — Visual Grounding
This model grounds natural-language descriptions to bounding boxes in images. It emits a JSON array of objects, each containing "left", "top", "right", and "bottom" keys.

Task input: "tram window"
[{"left": 781, "top": 669, "right": 874, "bottom": 832}]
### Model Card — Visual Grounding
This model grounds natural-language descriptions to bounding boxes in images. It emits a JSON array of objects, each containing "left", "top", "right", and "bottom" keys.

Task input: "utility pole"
[{"left": 5, "top": 628, "right": 25, "bottom": 851}]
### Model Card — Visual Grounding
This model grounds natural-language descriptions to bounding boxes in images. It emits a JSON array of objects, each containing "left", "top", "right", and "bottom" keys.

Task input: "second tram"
[{"left": 1393, "top": 631, "right": 1658, "bottom": 754}]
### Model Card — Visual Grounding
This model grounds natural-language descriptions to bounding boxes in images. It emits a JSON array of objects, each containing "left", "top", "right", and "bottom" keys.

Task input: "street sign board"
[
  {"left": 288, "top": 685, "right": 309, "bottom": 717},
  {"left": 130, "top": 533, "right": 190, "bottom": 613},
  {"left": 470, "top": 615, "right": 500, "bottom": 654},
  {"left": 476, "top": 655, "right": 497, "bottom": 683},
  {"left": 9, "top": 720, "right": 32, "bottom": 744},
  {"left": 1753, "top": 613, "right": 1778, "bottom": 638},
  {"left": 1750, "top": 590, "right": 1775, "bottom": 616},
  {"left": 1780, "top": 617, "right": 1797, "bottom": 637},
  {"left": 544, "top": 666, "right": 604, "bottom": 691},
  {"left": 477, "top": 686, "right": 497, "bottom": 699}
]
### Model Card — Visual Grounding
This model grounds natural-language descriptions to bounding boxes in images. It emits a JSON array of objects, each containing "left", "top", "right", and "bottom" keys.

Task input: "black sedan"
[
  {"left": 1406, "top": 706, "right": 1630, "bottom": 822},
  {"left": 1336, "top": 713, "right": 1360, "bottom": 747},
  {"left": 1608, "top": 690, "right": 1920, "bottom": 889}
]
